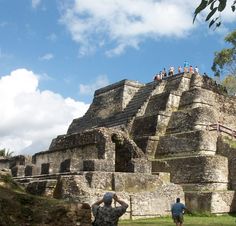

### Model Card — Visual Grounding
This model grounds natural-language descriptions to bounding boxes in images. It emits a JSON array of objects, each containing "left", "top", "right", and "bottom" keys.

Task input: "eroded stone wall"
[
  {"left": 153, "top": 155, "right": 228, "bottom": 191},
  {"left": 6, "top": 73, "right": 236, "bottom": 215},
  {"left": 67, "top": 80, "right": 143, "bottom": 134},
  {"left": 185, "top": 191, "right": 236, "bottom": 213},
  {"left": 24, "top": 172, "right": 184, "bottom": 219}
]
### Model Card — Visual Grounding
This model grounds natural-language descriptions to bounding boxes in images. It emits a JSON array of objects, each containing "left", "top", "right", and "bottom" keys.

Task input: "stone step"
[
  {"left": 101, "top": 84, "right": 156, "bottom": 127},
  {"left": 76, "top": 82, "right": 157, "bottom": 130}
]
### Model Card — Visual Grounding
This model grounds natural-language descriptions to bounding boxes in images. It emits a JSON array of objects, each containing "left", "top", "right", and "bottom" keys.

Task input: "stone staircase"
[
  {"left": 101, "top": 81, "right": 158, "bottom": 128},
  {"left": 131, "top": 75, "right": 192, "bottom": 157},
  {"left": 67, "top": 109, "right": 101, "bottom": 134}
]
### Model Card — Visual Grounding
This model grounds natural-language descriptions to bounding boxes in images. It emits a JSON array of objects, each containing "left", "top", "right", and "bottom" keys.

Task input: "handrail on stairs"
[{"left": 206, "top": 122, "right": 236, "bottom": 138}]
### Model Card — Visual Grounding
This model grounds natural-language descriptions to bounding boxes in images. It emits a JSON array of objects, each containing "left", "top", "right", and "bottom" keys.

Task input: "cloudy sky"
[{"left": 0, "top": 0, "right": 235, "bottom": 155}]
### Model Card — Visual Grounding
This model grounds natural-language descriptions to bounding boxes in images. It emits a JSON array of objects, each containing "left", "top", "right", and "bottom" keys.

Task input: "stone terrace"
[{"left": 2, "top": 72, "right": 236, "bottom": 216}]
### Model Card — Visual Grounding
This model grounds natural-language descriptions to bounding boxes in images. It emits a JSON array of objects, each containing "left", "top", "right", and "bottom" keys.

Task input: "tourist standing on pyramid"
[
  {"left": 194, "top": 66, "right": 199, "bottom": 74},
  {"left": 184, "top": 61, "right": 189, "bottom": 72},
  {"left": 178, "top": 66, "right": 182, "bottom": 73},
  {"left": 189, "top": 65, "right": 193, "bottom": 74}
]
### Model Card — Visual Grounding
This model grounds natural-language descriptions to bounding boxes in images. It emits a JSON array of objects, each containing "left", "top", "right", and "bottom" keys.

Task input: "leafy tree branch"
[{"left": 194, "top": 0, "right": 236, "bottom": 28}]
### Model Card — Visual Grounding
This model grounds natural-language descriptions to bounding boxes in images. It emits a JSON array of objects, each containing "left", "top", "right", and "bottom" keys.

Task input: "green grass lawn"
[{"left": 120, "top": 215, "right": 236, "bottom": 226}]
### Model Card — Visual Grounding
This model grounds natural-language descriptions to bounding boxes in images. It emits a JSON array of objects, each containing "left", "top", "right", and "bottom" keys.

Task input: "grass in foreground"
[{"left": 120, "top": 214, "right": 236, "bottom": 226}]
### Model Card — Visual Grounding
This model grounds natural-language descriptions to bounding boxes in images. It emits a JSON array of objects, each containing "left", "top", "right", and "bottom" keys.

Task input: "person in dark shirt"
[
  {"left": 171, "top": 198, "right": 187, "bottom": 226},
  {"left": 92, "top": 192, "right": 128, "bottom": 226}
]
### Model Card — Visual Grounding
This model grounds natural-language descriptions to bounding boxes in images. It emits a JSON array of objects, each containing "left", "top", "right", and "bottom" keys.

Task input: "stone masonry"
[{"left": 1, "top": 72, "right": 236, "bottom": 217}]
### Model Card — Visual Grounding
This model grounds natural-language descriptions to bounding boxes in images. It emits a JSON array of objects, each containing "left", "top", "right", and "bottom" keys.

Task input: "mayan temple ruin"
[{"left": 1, "top": 72, "right": 236, "bottom": 218}]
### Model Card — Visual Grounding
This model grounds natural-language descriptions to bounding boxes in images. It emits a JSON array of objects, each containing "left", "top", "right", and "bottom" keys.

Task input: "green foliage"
[
  {"left": 211, "top": 29, "right": 236, "bottom": 78},
  {"left": 0, "top": 148, "right": 14, "bottom": 158},
  {"left": 2, "top": 174, "right": 13, "bottom": 183},
  {"left": 194, "top": 0, "right": 236, "bottom": 28},
  {"left": 0, "top": 185, "right": 80, "bottom": 226},
  {"left": 223, "top": 136, "right": 236, "bottom": 148},
  {"left": 221, "top": 75, "right": 236, "bottom": 95}
]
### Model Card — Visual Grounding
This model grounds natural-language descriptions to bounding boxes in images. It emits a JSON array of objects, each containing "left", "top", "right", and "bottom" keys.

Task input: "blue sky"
[{"left": 0, "top": 0, "right": 235, "bottom": 155}]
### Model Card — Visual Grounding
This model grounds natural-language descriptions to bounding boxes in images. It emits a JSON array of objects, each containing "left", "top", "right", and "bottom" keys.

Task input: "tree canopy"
[
  {"left": 221, "top": 75, "right": 236, "bottom": 95},
  {"left": 194, "top": 0, "right": 236, "bottom": 28},
  {"left": 0, "top": 148, "right": 14, "bottom": 158},
  {"left": 212, "top": 29, "right": 236, "bottom": 77}
]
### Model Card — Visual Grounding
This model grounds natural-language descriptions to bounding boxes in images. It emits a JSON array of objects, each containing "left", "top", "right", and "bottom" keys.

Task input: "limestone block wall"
[
  {"left": 130, "top": 184, "right": 184, "bottom": 218},
  {"left": 190, "top": 74, "right": 227, "bottom": 95},
  {"left": 216, "top": 95, "right": 236, "bottom": 129},
  {"left": 23, "top": 172, "right": 184, "bottom": 219},
  {"left": 156, "top": 130, "right": 218, "bottom": 158},
  {"left": 163, "top": 73, "right": 191, "bottom": 93},
  {"left": 166, "top": 107, "right": 218, "bottom": 134},
  {"left": 0, "top": 158, "right": 10, "bottom": 169},
  {"left": 67, "top": 80, "right": 142, "bottom": 134},
  {"left": 32, "top": 129, "right": 115, "bottom": 175},
  {"left": 179, "top": 88, "right": 216, "bottom": 109},
  {"left": 112, "top": 172, "right": 164, "bottom": 192},
  {"left": 24, "top": 172, "right": 172, "bottom": 199},
  {"left": 92, "top": 79, "right": 142, "bottom": 119},
  {"left": 216, "top": 136, "right": 236, "bottom": 190},
  {"left": 32, "top": 149, "right": 84, "bottom": 175},
  {"left": 14, "top": 127, "right": 150, "bottom": 177},
  {"left": 153, "top": 155, "right": 228, "bottom": 191},
  {"left": 185, "top": 191, "right": 236, "bottom": 213},
  {"left": 179, "top": 74, "right": 236, "bottom": 130},
  {"left": 131, "top": 75, "right": 192, "bottom": 158}
]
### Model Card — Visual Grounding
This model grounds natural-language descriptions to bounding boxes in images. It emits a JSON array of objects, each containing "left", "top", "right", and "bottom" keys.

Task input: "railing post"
[
  {"left": 129, "top": 195, "right": 133, "bottom": 220},
  {"left": 217, "top": 121, "right": 220, "bottom": 135},
  {"left": 206, "top": 124, "right": 209, "bottom": 131}
]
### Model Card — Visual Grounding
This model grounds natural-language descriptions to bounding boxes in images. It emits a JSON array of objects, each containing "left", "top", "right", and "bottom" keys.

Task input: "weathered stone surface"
[
  {"left": 179, "top": 88, "right": 216, "bottom": 109},
  {"left": 190, "top": 73, "right": 227, "bottom": 95},
  {"left": 0, "top": 158, "right": 10, "bottom": 169},
  {"left": 9, "top": 155, "right": 32, "bottom": 169},
  {"left": 216, "top": 136, "right": 236, "bottom": 190},
  {"left": 163, "top": 74, "right": 191, "bottom": 93},
  {"left": 156, "top": 131, "right": 217, "bottom": 158},
  {"left": 0, "top": 168, "right": 12, "bottom": 188},
  {"left": 25, "top": 164, "right": 37, "bottom": 176},
  {"left": 11, "top": 165, "right": 25, "bottom": 177},
  {"left": 67, "top": 80, "right": 143, "bottom": 133},
  {"left": 130, "top": 184, "right": 184, "bottom": 218},
  {"left": 166, "top": 107, "right": 218, "bottom": 134},
  {"left": 25, "top": 173, "right": 183, "bottom": 219},
  {"left": 185, "top": 191, "right": 236, "bottom": 213},
  {"left": 26, "top": 179, "right": 57, "bottom": 197},
  {"left": 133, "top": 136, "right": 159, "bottom": 158},
  {"left": 113, "top": 172, "right": 163, "bottom": 192},
  {"left": 167, "top": 156, "right": 228, "bottom": 186},
  {"left": 4, "top": 73, "right": 236, "bottom": 216}
]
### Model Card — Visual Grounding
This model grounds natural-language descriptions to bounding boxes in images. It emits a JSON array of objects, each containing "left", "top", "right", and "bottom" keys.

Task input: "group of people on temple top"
[
  {"left": 92, "top": 192, "right": 187, "bottom": 226},
  {"left": 153, "top": 61, "right": 199, "bottom": 81}
]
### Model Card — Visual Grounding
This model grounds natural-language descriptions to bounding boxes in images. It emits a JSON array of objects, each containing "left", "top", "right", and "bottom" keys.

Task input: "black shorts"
[{"left": 173, "top": 214, "right": 184, "bottom": 223}]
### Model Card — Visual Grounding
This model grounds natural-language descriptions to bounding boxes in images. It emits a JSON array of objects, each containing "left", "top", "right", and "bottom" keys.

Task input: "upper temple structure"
[{"left": 2, "top": 72, "right": 236, "bottom": 218}]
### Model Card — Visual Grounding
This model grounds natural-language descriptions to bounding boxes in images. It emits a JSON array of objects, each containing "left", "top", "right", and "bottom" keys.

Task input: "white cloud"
[
  {"left": 60, "top": 0, "right": 236, "bottom": 56},
  {"left": 0, "top": 69, "right": 89, "bottom": 155},
  {"left": 32, "top": 0, "right": 41, "bottom": 9},
  {"left": 60, "top": 0, "right": 200, "bottom": 56},
  {"left": 79, "top": 74, "right": 109, "bottom": 95},
  {"left": 39, "top": 53, "right": 54, "bottom": 61}
]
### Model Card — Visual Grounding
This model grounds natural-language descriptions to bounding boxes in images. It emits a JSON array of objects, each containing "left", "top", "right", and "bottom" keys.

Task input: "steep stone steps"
[{"left": 101, "top": 82, "right": 157, "bottom": 127}]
